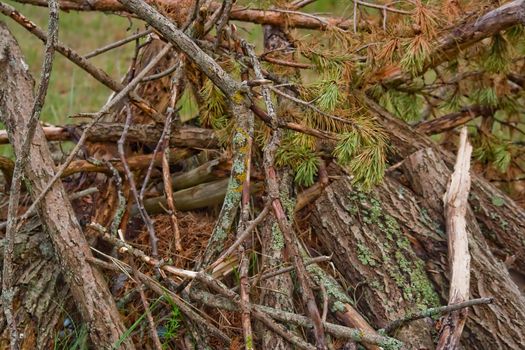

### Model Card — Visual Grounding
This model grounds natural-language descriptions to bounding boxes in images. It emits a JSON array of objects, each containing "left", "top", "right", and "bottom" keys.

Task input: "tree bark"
[
  {"left": 0, "top": 217, "right": 66, "bottom": 349},
  {"left": 309, "top": 154, "right": 525, "bottom": 349},
  {"left": 0, "top": 123, "right": 218, "bottom": 148},
  {"left": 368, "top": 98, "right": 525, "bottom": 276},
  {"left": 0, "top": 21, "right": 134, "bottom": 349}
]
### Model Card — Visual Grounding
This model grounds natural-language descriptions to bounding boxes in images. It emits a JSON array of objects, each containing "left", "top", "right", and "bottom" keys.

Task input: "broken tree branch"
[
  {"left": 437, "top": 127, "right": 473, "bottom": 350},
  {"left": 0, "top": 123, "right": 219, "bottom": 148},
  {"left": 12, "top": 0, "right": 353, "bottom": 30}
]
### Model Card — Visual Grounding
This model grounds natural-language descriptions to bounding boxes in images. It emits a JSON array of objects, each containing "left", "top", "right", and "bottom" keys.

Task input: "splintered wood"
[{"left": 438, "top": 127, "right": 472, "bottom": 350}]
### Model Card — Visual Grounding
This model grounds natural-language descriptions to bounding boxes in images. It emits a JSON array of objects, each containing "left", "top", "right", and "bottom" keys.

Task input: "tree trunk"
[
  {"left": 0, "top": 21, "right": 134, "bottom": 348},
  {"left": 309, "top": 151, "right": 525, "bottom": 349},
  {"left": 368, "top": 99, "right": 525, "bottom": 276},
  {"left": 0, "top": 216, "right": 66, "bottom": 349}
]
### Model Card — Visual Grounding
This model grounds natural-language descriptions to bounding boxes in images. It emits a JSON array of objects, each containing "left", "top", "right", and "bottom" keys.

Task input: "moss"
[
  {"left": 279, "top": 186, "right": 296, "bottom": 220},
  {"left": 491, "top": 195, "right": 505, "bottom": 207}
]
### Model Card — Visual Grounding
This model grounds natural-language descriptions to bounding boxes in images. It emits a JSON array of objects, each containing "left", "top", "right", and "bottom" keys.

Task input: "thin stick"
[
  {"left": 352, "top": 0, "right": 411, "bottom": 15},
  {"left": 142, "top": 62, "right": 180, "bottom": 82},
  {"left": 2, "top": 1, "right": 58, "bottom": 346},
  {"left": 84, "top": 28, "right": 152, "bottom": 59},
  {"left": 89, "top": 256, "right": 231, "bottom": 344},
  {"left": 89, "top": 223, "right": 197, "bottom": 278},
  {"left": 262, "top": 56, "right": 314, "bottom": 69},
  {"left": 245, "top": 39, "right": 327, "bottom": 349},
  {"left": 190, "top": 289, "right": 404, "bottom": 349},
  {"left": 437, "top": 126, "right": 472, "bottom": 350},
  {"left": 384, "top": 297, "right": 494, "bottom": 334},
  {"left": 208, "top": 206, "right": 270, "bottom": 271},
  {"left": 268, "top": 85, "right": 356, "bottom": 126},
  {"left": 133, "top": 266, "right": 163, "bottom": 350},
  {"left": 291, "top": 0, "right": 318, "bottom": 10},
  {"left": 119, "top": 104, "right": 159, "bottom": 256},
  {"left": 18, "top": 41, "right": 173, "bottom": 229},
  {"left": 159, "top": 59, "right": 185, "bottom": 252}
]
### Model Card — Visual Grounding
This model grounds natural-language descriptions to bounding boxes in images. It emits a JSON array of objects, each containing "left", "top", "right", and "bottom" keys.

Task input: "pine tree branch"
[{"left": 379, "top": 0, "right": 525, "bottom": 86}]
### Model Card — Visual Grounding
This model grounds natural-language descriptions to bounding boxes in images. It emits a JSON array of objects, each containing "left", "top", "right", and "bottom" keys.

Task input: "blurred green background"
[{"left": 0, "top": 0, "right": 341, "bottom": 156}]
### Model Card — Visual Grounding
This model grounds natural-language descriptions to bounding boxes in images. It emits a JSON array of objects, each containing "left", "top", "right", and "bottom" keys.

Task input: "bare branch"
[{"left": 437, "top": 127, "right": 473, "bottom": 349}]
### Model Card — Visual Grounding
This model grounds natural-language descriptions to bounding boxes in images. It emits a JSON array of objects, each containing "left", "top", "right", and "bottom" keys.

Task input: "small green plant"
[{"left": 161, "top": 304, "right": 182, "bottom": 348}]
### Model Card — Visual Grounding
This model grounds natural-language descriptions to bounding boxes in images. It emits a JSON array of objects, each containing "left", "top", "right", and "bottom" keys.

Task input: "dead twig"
[
  {"left": 88, "top": 255, "right": 231, "bottom": 345},
  {"left": 84, "top": 28, "right": 153, "bottom": 59},
  {"left": 208, "top": 205, "right": 270, "bottom": 271},
  {"left": 385, "top": 297, "right": 494, "bottom": 334},
  {"left": 119, "top": 104, "right": 160, "bottom": 256},
  {"left": 132, "top": 265, "right": 163, "bottom": 350},
  {"left": 437, "top": 126, "right": 473, "bottom": 350},
  {"left": 244, "top": 40, "right": 327, "bottom": 349}
]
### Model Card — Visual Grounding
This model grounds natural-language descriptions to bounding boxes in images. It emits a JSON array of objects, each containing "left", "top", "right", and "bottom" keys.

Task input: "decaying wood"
[
  {"left": 0, "top": 22, "right": 134, "bottom": 348},
  {"left": 437, "top": 127, "right": 472, "bottom": 349},
  {"left": 0, "top": 123, "right": 219, "bottom": 148}
]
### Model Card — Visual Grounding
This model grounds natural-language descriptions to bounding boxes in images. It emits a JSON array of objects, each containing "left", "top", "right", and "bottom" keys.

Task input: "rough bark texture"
[
  {"left": 309, "top": 152, "right": 525, "bottom": 349},
  {"left": 0, "top": 123, "right": 218, "bottom": 148},
  {"left": 0, "top": 217, "right": 66, "bottom": 349},
  {"left": 0, "top": 21, "right": 134, "bottom": 348},
  {"left": 369, "top": 99, "right": 525, "bottom": 276},
  {"left": 309, "top": 178, "right": 438, "bottom": 349},
  {"left": 401, "top": 148, "right": 525, "bottom": 349},
  {"left": 259, "top": 173, "right": 297, "bottom": 350}
]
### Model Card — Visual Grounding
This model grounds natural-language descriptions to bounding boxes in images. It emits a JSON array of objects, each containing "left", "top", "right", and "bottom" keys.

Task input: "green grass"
[{"left": 4, "top": 1, "right": 140, "bottom": 124}]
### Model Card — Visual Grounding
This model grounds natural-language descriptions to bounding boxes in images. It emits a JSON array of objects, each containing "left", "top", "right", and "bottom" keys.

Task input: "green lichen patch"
[
  {"left": 347, "top": 189, "right": 440, "bottom": 310},
  {"left": 491, "top": 195, "right": 505, "bottom": 207},
  {"left": 271, "top": 223, "right": 285, "bottom": 250}
]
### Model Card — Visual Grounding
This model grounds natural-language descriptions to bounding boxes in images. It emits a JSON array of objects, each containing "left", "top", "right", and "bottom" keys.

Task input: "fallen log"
[
  {"left": 309, "top": 173, "right": 525, "bottom": 349},
  {"left": 0, "top": 123, "right": 219, "bottom": 149}
]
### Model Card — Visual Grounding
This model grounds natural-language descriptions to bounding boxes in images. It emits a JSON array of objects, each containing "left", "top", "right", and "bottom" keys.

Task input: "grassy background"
[
  {"left": 1, "top": 0, "right": 342, "bottom": 156},
  {"left": 4, "top": 1, "right": 139, "bottom": 124}
]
